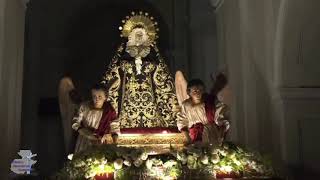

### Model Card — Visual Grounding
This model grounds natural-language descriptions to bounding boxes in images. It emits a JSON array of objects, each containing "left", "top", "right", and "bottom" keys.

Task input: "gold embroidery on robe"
[{"left": 101, "top": 52, "right": 178, "bottom": 128}]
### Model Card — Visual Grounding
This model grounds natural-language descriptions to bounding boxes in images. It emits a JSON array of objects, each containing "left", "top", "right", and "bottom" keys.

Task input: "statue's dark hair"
[
  {"left": 91, "top": 83, "right": 107, "bottom": 92},
  {"left": 132, "top": 24, "right": 144, "bottom": 29},
  {"left": 187, "top": 79, "right": 205, "bottom": 93}
]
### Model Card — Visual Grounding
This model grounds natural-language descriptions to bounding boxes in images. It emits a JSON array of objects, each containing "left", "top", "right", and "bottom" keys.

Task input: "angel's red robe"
[
  {"left": 177, "top": 94, "right": 229, "bottom": 144},
  {"left": 94, "top": 101, "right": 118, "bottom": 137}
]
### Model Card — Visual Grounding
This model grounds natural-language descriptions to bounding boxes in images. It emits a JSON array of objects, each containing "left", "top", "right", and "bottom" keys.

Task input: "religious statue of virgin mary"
[{"left": 101, "top": 11, "right": 179, "bottom": 129}]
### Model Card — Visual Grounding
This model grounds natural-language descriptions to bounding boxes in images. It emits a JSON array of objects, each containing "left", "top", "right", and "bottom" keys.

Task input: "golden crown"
[{"left": 119, "top": 11, "right": 159, "bottom": 44}]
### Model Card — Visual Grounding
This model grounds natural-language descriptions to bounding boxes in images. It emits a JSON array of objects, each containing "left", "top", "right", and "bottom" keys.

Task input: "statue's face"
[
  {"left": 189, "top": 86, "right": 204, "bottom": 103},
  {"left": 127, "top": 28, "right": 149, "bottom": 46},
  {"left": 91, "top": 89, "right": 107, "bottom": 109},
  {"left": 135, "top": 30, "right": 143, "bottom": 42}
]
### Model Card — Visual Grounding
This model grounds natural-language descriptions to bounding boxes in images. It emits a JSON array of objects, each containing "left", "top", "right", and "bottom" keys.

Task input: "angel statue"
[
  {"left": 59, "top": 79, "right": 120, "bottom": 154},
  {"left": 58, "top": 77, "right": 82, "bottom": 154},
  {"left": 101, "top": 11, "right": 179, "bottom": 130},
  {"left": 175, "top": 71, "right": 230, "bottom": 146}
]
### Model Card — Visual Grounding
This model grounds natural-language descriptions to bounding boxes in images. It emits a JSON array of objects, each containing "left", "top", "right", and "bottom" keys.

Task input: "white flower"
[
  {"left": 152, "top": 159, "right": 163, "bottom": 166},
  {"left": 74, "top": 161, "right": 86, "bottom": 167},
  {"left": 146, "top": 159, "right": 153, "bottom": 169},
  {"left": 220, "top": 165, "right": 233, "bottom": 173},
  {"left": 177, "top": 152, "right": 187, "bottom": 164},
  {"left": 102, "top": 159, "right": 108, "bottom": 165},
  {"left": 123, "top": 159, "right": 132, "bottom": 167},
  {"left": 229, "top": 152, "right": 236, "bottom": 159},
  {"left": 84, "top": 173, "right": 91, "bottom": 179},
  {"left": 233, "top": 159, "right": 241, "bottom": 166},
  {"left": 212, "top": 170, "right": 217, "bottom": 179},
  {"left": 211, "top": 154, "right": 220, "bottom": 164},
  {"left": 201, "top": 155, "right": 209, "bottom": 165},
  {"left": 67, "top": 154, "right": 73, "bottom": 160},
  {"left": 242, "top": 159, "right": 251, "bottom": 165},
  {"left": 192, "top": 152, "right": 201, "bottom": 158},
  {"left": 256, "top": 165, "right": 265, "bottom": 173},
  {"left": 94, "top": 159, "right": 100, "bottom": 164},
  {"left": 187, "top": 155, "right": 197, "bottom": 169},
  {"left": 140, "top": 152, "right": 148, "bottom": 161},
  {"left": 223, "top": 144, "right": 229, "bottom": 150},
  {"left": 187, "top": 155, "right": 196, "bottom": 164},
  {"left": 163, "top": 160, "right": 177, "bottom": 168},
  {"left": 114, "top": 158, "right": 124, "bottom": 170},
  {"left": 133, "top": 159, "right": 143, "bottom": 167},
  {"left": 85, "top": 171, "right": 96, "bottom": 178},
  {"left": 99, "top": 164, "right": 105, "bottom": 171},
  {"left": 250, "top": 162, "right": 257, "bottom": 169},
  {"left": 210, "top": 148, "right": 219, "bottom": 155},
  {"left": 219, "top": 150, "right": 227, "bottom": 156}
]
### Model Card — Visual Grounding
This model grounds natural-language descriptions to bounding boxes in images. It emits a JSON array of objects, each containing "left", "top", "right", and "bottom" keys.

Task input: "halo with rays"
[{"left": 119, "top": 11, "right": 159, "bottom": 44}]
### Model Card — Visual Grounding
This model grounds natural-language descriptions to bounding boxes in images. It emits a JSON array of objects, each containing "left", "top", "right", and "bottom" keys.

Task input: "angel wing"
[
  {"left": 175, "top": 71, "right": 189, "bottom": 106},
  {"left": 58, "top": 77, "right": 78, "bottom": 154}
]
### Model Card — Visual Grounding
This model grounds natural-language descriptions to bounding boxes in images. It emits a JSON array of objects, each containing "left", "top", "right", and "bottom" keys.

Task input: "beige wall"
[
  {"left": 216, "top": 0, "right": 280, "bottom": 148},
  {"left": 0, "top": 0, "right": 25, "bottom": 178}
]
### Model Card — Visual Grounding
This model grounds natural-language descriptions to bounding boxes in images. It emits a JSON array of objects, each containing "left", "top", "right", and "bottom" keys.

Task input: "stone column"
[{"left": 0, "top": 0, "right": 25, "bottom": 178}]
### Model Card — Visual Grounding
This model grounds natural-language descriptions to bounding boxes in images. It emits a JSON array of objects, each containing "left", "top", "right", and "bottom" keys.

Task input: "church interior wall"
[
  {"left": 276, "top": 0, "right": 320, "bottom": 176},
  {"left": 216, "top": 0, "right": 320, "bottom": 177}
]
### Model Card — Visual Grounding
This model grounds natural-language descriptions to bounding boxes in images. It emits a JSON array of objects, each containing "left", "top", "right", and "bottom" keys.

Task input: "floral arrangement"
[
  {"left": 144, "top": 155, "right": 182, "bottom": 179},
  {"left": 52, "top": 142, "right": 276, "bottom": 180},
  {"left": 173, "top": 142, "right": 275, "bottom": 178},
  {"left": 54, "top": 145, "right": 147, "bottom": 179}
]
